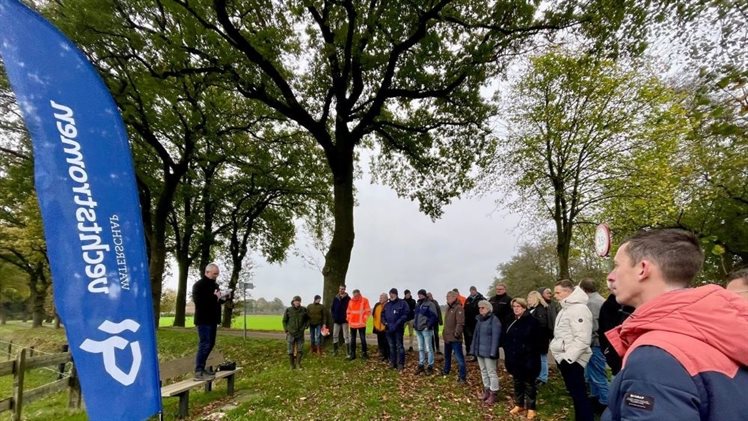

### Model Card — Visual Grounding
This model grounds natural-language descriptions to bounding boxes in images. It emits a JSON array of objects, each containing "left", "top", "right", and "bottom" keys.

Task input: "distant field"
[
  {"left": 159, "top": 314, "right": 374, "bottom": 331},
  {"left": 159, "top": 314, "right": 284, "bottom": 330}
]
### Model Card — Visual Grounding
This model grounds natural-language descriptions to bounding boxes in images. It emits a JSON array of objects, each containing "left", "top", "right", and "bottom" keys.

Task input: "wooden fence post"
[
  {"left": 12, "top": 348, "right": 26, "bottom": 421},
  {"left": 58, "top": 345, "right": 69, "bottom": 380},
  {"left": 68, "top": 364, "right": 81, "bottom": 409},
  {"left": 6, "top": 341, "right": 11, "bottom": 361}
]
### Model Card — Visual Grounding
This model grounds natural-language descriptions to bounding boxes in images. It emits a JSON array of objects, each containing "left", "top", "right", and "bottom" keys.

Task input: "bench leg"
[
  {"left": 204, "top": 380, "right": 213, "bottom": 392},
  {"left": 177, "top": 391, "right": 189, "bottom": 419},
  {"left": 227, "top": 374, "right": 235, "bottom": 395}
]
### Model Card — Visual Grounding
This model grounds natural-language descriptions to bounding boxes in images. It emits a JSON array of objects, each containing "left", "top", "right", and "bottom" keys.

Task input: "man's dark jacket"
[{"left": 193, "top": 276, "right": 222, "bottom": 325}]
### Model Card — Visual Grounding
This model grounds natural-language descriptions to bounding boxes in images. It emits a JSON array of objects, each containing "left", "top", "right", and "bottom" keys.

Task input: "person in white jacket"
[{"left": 550, "top": 280, "right": 594, "bottom": 421}]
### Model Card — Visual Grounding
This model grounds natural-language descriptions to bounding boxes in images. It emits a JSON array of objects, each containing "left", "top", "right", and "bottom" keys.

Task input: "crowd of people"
[{"left": 195, "top": 228, "right": 748, "bottom": 420}]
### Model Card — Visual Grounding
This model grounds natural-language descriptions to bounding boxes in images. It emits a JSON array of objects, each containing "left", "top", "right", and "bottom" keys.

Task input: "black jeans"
[
  {"left": 376, "top": 331, "right": 390, "bottom": 359},
  {"left": 559, "top": 360, "right": 594, "bottom": 421},
  {"left": 350, "top": 327, "right": 367, "bottom": 357},
  {"left": 195, "top": 324, "right": 217, "bottom": 373},
  {"left": 512, "top": 374, "right": 538, "bottom": 409}
]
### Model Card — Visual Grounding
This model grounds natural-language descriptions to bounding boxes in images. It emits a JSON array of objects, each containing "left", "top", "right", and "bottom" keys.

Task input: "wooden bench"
[{"left": 159, "top": 351, "right": 241, "bottom": 419}]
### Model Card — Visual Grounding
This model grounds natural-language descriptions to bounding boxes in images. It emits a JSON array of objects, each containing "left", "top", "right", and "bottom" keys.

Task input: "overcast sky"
[
  {"left": 169, "top": 167, "right": 525, "bottom": 306},
  {"left": 223, "top": 168, "right": 525, "bottom": 306}
]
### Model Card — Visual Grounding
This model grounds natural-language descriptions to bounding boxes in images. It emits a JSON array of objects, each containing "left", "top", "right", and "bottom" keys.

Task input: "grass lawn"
[
  {"left": 0, "top": 322, "right": 574, "bottom": 420},
  {"left": 159, "top": 314, "right": 375, "bottom": 332}
]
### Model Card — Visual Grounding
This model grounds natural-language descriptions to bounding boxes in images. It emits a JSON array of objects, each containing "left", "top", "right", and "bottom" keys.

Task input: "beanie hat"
[
  {"left": 389, "top": 288, "right": 398, "bottom": 295},
  {"left": 314, "top": 295, "right": 321, "bottom": 300},
  {"left": 292, "top": 296, "right": 302, "bottom": 303},
  {"left": 417, "top": 289, "right": 427, "bottom": 297}
]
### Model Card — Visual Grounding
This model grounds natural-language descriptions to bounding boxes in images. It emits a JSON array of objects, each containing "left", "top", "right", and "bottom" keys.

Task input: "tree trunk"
[
  {"left": 322, "top": 145, "right": 355, "bottom": 308},
  {"left": 174, "top": 257, "right": 190, "bottom": 326},
  {"left": 149, "top": 239, "right": 166, "bottom": 327},
  {"left": 556, "top": 222, "right": 573, "bottom": 280},
  {"left": 221, "top": 264, "right": 241, "bottom": 328}
]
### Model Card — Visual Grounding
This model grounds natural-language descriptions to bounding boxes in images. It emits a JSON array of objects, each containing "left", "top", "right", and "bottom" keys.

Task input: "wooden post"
[
  {"left": 6, "top": 341, "right": 11, "bottom": 361},
  {"left": 12, "top": 348, "right": 26, "bottom": 421},
  {"left": 68, "top": 364, "right": 81, "bottom": 409},
  {"left": 58, "top": 345, "right": 69, "bottom": 380}
]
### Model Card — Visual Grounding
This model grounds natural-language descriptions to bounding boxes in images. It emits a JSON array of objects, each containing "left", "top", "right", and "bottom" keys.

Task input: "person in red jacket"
[
  {"left": 604, "top": 229, "right": 748, "bottom": 421},
  {"left": 346, "top": 289, "right": 371, "bottom": 360}
]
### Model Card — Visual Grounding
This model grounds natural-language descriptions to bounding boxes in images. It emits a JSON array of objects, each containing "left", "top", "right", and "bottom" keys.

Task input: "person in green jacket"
[
  {"left": 307, "top": 294, "right": 330, "bottom": 355},
  {"left": 283, "top": 296, "right": 309, "bottom": 369}
]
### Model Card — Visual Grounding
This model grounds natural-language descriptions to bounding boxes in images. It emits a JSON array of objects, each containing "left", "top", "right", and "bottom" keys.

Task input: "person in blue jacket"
[
  {"left": 603, "top": 229, "right": 748, "bottom": 421},
  {"left": 383, "top": 288, "right": 410, "bottom": 372},
  {"left": 470, "top": 300, "right": 502, "bottom": 406}
]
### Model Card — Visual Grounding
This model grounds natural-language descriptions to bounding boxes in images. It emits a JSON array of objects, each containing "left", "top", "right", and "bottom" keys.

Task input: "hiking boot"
[
  {"left": 457, "top": 378, "right": 466, "bottom": 384},
  {"left": 480, "top": 387, "right": 490, "bottom": 401},
  {"left": 333, "top": 343, "right": 339, "bottom": 356},
  {"left": 415, "top": 365, "right": 425, "bottom": 375},
  {"left": 289, "top": 355, "right": 296, "bottom": 369},
  {"left": 485, "top": 390, "right": 497, "bottom": 406},
  {"left": 362, "top": 352, "right": 369, "bottom": 359},
  {"left": 296, "top": 354, "right": 303, "bottom": 369},
  {"left": 426, "top": 365, "right": 434, "bottom": 375},
  {"left": 193, "top": 370, "right": 215, "bottom": 381},
  {"left": 397, "top": 364, "right": 404, "bottom": 372}
]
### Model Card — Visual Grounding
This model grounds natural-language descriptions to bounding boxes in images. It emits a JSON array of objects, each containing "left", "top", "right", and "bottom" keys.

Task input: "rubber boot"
[
  {"left": 485, "top": 390, "right": 497, "bottom": 406},
  {"left": 289, "top": 354, "right": 296, "bottom": 369},
  {"left": 296, "top": 353, "right": 303, "bottom": 369},
  {"left": 333, "top": 342, "right": 338, "bottom": 356},
  {"left": 347, "top": 344, "right": 355, "bottom": 360}
]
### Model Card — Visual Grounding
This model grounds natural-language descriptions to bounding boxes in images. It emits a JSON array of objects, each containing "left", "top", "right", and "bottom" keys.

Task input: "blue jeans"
[
  {"left": 195, "top": 324, "right": 217, "bottom": 373},
  {"left": 415, "top": 329, "right": 434, "bottom": 367},
  {"left": 443, "top": 341, "right": 466, "bottom": 380},
  {"left": 585, "top": 346, "right": 609, "bottom": 405},
  {"left": 538, "top": 353, "right": 549, "bottom": 383},
  {"left": 386, "top": 327, "right": 405, "bottom": 367},
  {"left": 309, "top": 324, "right": 322, "bottom": 346}
]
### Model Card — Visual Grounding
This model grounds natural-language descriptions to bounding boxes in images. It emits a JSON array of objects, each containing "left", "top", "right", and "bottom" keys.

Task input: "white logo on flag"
[{"left": 80, "top": 319, "right": 142, "bottom": 386}]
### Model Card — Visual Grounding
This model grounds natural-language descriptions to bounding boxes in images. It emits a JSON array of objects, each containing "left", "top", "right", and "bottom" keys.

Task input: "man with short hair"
[
  {"left": 442, "top": 290, "right": 467, "bottom": 382},
  {"left": 403, "top": 289, "right": 416, "bottom": 351},
  {"left": 489, "top": 283, "right": 513, "bottom": 338},
  {"left": 346, "top": 289, "right": 371, "bottom": 360},
  {"left": 550, "top": 279, "right": 594, "bottom": 421},
  {"left": 307, "top": 295, "right": 329, "bottom": 355},
  {"left": 192, "top": 263, "right": 226, "bottom": 380},
  {"left": 726, "top": 268, "right": 748, "bottom": 300},
  {"left": 464, "top": 285, "right": 484, "bottom": 361},
  {"left": 603, "top": 229, "right": 748, "bottom": 421},
  {"left": 414, "top": 289, "right": 438, "bottom": 375},
  {"left": 331, "top": 285, "right": 350, "bottom": 356},
  {"left": 579, "top": 278, "right": 608, "bottom": 413},
  {"left": 383, "top": 288, "right": 410, "bottom": 371}
]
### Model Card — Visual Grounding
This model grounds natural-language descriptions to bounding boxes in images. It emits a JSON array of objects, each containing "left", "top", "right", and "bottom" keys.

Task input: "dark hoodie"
[{"left": 603, "top": 285, "right": 748, "bottom": 421}]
